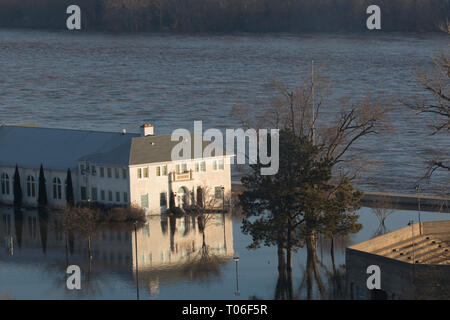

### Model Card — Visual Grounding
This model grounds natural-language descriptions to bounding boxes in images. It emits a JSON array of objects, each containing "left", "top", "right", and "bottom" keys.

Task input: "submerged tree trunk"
[
  {"left": 306, "top": 243, "right": 314, "bottom": 300},
  {"left": 306, "top": 230, "right": 326, "bottom": 299},
  {"left": 331, "top": 237, "right": 336, "bottom": 275},
  {"left": 275, "top": 246, "right": 287, "bottom": 300},
  {"left": 285, "top": 225, "right": 294, "bottom": 300}
]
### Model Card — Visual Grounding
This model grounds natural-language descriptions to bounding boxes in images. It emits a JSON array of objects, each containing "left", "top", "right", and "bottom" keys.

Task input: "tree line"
[{"left": 0, "top": 0, "right": 448, "bottom": 32}]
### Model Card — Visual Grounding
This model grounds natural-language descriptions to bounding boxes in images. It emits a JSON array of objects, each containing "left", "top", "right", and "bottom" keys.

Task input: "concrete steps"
[{"left": 373, "top": 235, "right": 450, "bottom": 265}]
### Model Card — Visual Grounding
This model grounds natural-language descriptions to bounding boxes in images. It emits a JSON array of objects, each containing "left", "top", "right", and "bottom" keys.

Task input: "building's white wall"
[
  {"left": 0, "top": 165, "right": 69, "bottom": 208},
  {"left": 1, "top": 156, "right": 232, "bottom": 213},
  {"left": 77, "top": 162, "right": 130, "bottom": 206},
  {"left": 129, "top": 156, "right": 232, "bottom": 215}
]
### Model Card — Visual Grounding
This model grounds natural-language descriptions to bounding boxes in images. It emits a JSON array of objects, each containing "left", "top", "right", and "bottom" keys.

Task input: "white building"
[{"left": 0, "top": 123, "right": 232, "bottom": 214}]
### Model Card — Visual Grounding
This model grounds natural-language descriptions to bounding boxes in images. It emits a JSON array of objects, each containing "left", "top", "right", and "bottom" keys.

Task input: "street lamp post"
[
  {"left": 134, "top": 220, "right": 140, "bottom": 300},
  {"left": 234, "top": 254, "right": 240, "bottom": 296},
  {"left": 408, "top": 220, "right": 416, "bottom": 264},
  {"left": 415, "top": 185, "right": 422, "bottom": 235}
]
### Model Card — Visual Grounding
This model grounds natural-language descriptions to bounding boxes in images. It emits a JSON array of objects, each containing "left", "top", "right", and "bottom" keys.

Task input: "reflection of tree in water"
[
  {"left": 160, "top": 216, "right": 168, "bottom": 235},
  {"left": 178, "top": 215, "right": 225, "bottom": 281},
  {"left": 274, "top": 246, "right": 293, "bottom": 300},
  {"left": 44, "top": 212, "right": 145, "bottom": 298},
  {"left": 371, "top": 201, "right": 395, "bottom": 238},
  {"left": 13, "top": 207, "right": 23, "bottom": 249},
  {"left": 38, "top": 207, "right": 48, "bottom": 254},
  {"left": 169, "top": 215, "right": 176, "bottom": 252},
  {"left": 272, "top": 234, "right": 350, "bottom": 300}
]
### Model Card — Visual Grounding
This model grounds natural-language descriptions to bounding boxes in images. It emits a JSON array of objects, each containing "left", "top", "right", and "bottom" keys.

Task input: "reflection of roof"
[
  {"left": 129, "top": 134, "right": 227, "bottom": 165},
  {"left": 348, "top": 221, "right": 450, "bottom": 265},
  {"left": 136, "top": 255, "right": 233, "bottom": 285},
  {"left": 0, "top": 125, "right": 139, "bottom": 170}
]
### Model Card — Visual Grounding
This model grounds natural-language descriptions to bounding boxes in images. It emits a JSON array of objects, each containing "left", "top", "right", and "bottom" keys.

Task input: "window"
[
  {"left": 91, "top": 165, "right": 96, "bottom": 175},
  {"left": 100, "top": 167, "right": 105, "bottom": 177},
  {"left": 215, "top": 186, "right": 223, "bottom": 200},
  {"left": 101, "top": 190, "right": 105, "bottom": 201},
  {"left": 80, "top": 186, "right": 87, "bottom": 201},
  {"left": 142, "top": 223, "right": 150, "bottom": 237},
  {"left": 200, "top": 161, "right": 206, "bottom": 172},
  {"left": 160, "top": 192, "right": 167, "bottom": 207},
  {"left": 80, "top": 164, "right": 85, "bottom": 175},
  {"left": 143, "top": 167, "right": 149, "bottom": 178},
  {"left": 53, "top": 177, "right": 62, "bottom": 200},
  {"left": 27, "top": 176, "right": 36, "bottom": 198},
  {"left": 1, "top": 173, "right": 10, "bottom": 195},
  {"left": 123, "top": 192, "right": 128, "bottom": 203},
  {"left": 156, "top": 165, "right": 168, "bottom": 177},
  {"left": 115, "top": 168, "right": 120, "bottom": 179},
  {"left": 141, "top": 194, "right": 149, "bottom": 209},
  {"left": 176, "top": 163, "right": 187, "bottom": 174},
  {"left": 107, "top": 168, "right": 112, "bottom": 178},
  {"left": 122, "top": 168, "right": 127, "bottom": 179},
  {"left": 137, "top": 168, "right": 142, "bottom": 179},
  {"left": 116, "top": 191, "right": 120, "bottom": 202},
  {"left": 108, "top": 191, "right": 113, "bottom": 202},
  {"left": 91, "top": 188, "right": 98, "bottom": 201},
  {"left": 213, "top": 160, "right": 224, "bottom": 170},
  {"left": 215, "top": 214, "right": 223, "bottom": 226},
  {"left": 195, "top": 163, "right": 199, "bottom": 172}
]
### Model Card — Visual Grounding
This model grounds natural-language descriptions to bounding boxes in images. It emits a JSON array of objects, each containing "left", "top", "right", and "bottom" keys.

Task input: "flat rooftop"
[{"left": 348, "top": 220, "right": 450, "bottom": 265}]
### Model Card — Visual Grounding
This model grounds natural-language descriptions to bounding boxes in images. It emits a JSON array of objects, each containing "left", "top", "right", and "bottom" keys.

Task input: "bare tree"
[
  {"left": 232, "top": 66, "right": 391, "bottom": 178},
  {"left": 406, "top": 21, "right": 449, "bottom": 179},
  {"left": 370, "top": 197, "right": 396, "bottom": 237}
]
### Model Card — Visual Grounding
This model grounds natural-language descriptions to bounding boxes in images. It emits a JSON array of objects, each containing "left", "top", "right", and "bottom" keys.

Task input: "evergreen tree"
[
  {"left": 66, "top": 168, "right": 75, "bottom": 207},
  {"left": 13, "top": 164, "right": 22, "bottom": 208},
  {"left": 38, "top": 164, "right": 47, "bottom": 208}
]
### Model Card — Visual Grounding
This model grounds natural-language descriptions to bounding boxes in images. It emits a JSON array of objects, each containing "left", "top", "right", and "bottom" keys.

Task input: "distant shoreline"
[
  {"left": 0, "top": 26, "right": 446, "bottom": 38},
  {"left": 0, "top": 0, "right": 448, "bottom": 33}
]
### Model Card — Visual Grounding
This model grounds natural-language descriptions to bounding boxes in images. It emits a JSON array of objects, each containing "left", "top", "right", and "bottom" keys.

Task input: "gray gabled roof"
[
  {"left": 0, "top": 125, "right": 139, "bottom": 170},
  {"left": 129, "top": 134, "right": 227, "bottom": 165}
]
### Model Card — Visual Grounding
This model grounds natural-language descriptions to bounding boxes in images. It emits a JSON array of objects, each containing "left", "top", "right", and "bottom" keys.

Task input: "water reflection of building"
[
  {"left": 132, "top": 214, "right": 234, "bottom": 295},
  {"left": 346, "top": 220, "right": 450, "bottom": 300},
  {"left": 0, "top": 207, "right": 234, "bottom": 297}
]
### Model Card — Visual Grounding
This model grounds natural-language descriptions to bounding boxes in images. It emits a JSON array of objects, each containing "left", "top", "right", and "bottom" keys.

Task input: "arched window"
[
  {"left": 53, "top": 177, "right": 62, "bottom": 200},
  {"left": 1, "top": 173, "right": 10, "bottom": 195},
  {"left": 27, "top": 175, "right": 36, "bottom": 198}
]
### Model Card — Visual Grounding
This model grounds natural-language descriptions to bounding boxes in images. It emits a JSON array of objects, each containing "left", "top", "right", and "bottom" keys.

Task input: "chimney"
[{"left": 140, "top": 123, "right": 154, "bottom": 136}]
